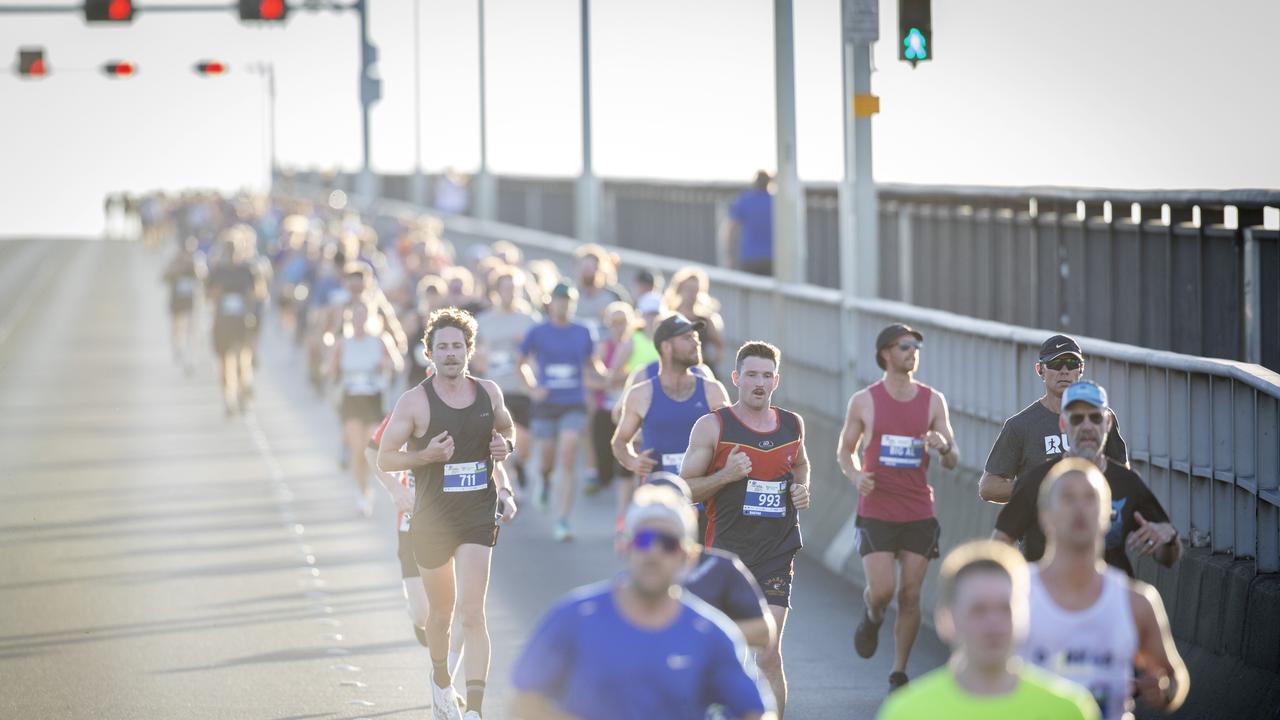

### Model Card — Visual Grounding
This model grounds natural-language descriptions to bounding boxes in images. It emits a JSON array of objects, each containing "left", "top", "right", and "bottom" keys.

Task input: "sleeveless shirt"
[
  {"left": 1020, "top": 565, "right": 1138, "bottom": 720},
  {"left": 704, "top": 406, "right": 803, "bottom": 567},
  {"left": 858, "top": 379, "right": 935, "bottom": 522},
  {"left": 640, "top": 375, "right": 709, "bottom": 477},
  {"left": 408, "top": 376, "right": 497, "bottom": 530}
]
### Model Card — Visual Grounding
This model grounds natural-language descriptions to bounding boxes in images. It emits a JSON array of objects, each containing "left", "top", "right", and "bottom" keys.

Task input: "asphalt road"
[{"left": 0, "top": 239, "right": 947, "bottom": 719}]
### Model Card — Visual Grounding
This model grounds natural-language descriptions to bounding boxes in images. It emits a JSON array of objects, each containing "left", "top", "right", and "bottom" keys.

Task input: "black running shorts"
[
  {"left": 747, "top": 551, "right": 797, "bottom": 609},
  {"left": 854, "top": 516, "right": 941, "bottom": 559}
]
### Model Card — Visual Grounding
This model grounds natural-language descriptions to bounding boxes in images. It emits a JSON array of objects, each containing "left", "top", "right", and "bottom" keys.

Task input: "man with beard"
[
  {"left": 511, "top": 484, "right": 770, "bottom": 720},
  {"left": 979, "top": 335, "right": 1128, "bottom": 504},
  {"left": 681, "top": 341, "right": 811, "bottom": 718},
  {"left": 837, "top": 324, "right": 960, "bottom": 693},
  {"left": 994, "top": 381, "right": 1180, "bottom": 577},
  {"left": 378, "top": 308, "right": 518, "bottom": 720},
  {"left": 612, "top": 314, "right": 731, "bottom": 533},
  {"left": 1018, "top": 459, "right": 1188, "bottom": 719}
]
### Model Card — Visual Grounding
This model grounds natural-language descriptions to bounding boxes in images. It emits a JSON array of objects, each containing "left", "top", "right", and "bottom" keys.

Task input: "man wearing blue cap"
[{"left": 993, "top": 381, "right": 1181, "bottom": 576}]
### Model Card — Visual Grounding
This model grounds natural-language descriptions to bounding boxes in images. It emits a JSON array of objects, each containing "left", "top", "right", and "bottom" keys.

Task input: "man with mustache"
[
  {"left": 994, "top": 381, "right": 1180, "bottom": 577},
  {"left": 979, "top": 335, "right": 1129, "bottom": 504}
]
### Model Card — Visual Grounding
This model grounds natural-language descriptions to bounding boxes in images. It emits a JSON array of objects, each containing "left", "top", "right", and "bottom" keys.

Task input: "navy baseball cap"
[
  {"left": 1039, "top": 334, "right": 1083, "bottom": 362},
  {"left": 652, "top": 313, "right": 705, "bottom": 347},
  {"left": 550, "top": 281, "right": 577, "bottom": 300},
  {"left": 1062, "top": 380, "right": 1108, "bottom": 410}
]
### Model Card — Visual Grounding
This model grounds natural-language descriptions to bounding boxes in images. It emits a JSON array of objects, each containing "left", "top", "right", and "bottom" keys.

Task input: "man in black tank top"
[
  {"left": 681, "top": 341, "right": 812, "bottom": 719},
  {"left": 378, "top": 308, "right": 518, "bottom": 720}
]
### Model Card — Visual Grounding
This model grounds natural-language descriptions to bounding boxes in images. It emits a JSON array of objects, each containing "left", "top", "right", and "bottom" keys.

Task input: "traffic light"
[
  {"left": 17, "top": 48, "right": 48, "bottom": 78},
  {"left": 239, "top": 0, "right": 288, "bottom": 22},
  {"left": 102, "top": 60, "right": 137, "bottom": 78},
  {"left": 194, "top": 60, "right": 229, "bottom": 76},
  {"left": 898, "top": 0, "right": 931, "bottom": 67},
  {"left": 85, "top": 0, "right": 135, "bottom": 23}
]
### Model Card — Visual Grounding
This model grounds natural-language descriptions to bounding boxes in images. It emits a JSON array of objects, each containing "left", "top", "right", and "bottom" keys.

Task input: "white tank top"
[
  {"left": 1020, "top": 565, "right": 1137, "bottom": 720},
  {"left": 340, "top": 335, "right": 384, "bottom": 395}
]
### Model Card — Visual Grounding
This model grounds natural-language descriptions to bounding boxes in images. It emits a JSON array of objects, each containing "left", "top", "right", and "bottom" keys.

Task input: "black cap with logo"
[
  {"left": 653, "top": 313, "right": 705, "bottom": 348},
  {"left": 1038, "top": 334, "right": 1083, "bottom": 362}
]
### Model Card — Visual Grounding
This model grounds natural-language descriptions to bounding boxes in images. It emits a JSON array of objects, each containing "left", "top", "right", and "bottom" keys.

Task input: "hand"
[
  {"left": 391, "top": 484, "right": 415, "bottom": 515},
  {"left": 1127, "top": 512, "right": 1176, "bottom": 556},
  {"left": 722, "top": 446, "right": 752, "bottom": 483},
  {"left": 531, "top": 386, "right": 550, "bottom": 403},
  {"left": 924, "top": 430, "right": 950, "bottom": 454},
  {"left": 419, "top": 431, "right": 454, "bottom": 464},
  {"left": 632, "top": 448, "right": 657, "bottom": 475},
  {"left": 490, "top": 430, "right": 511, "bottom": 463},
  {"left": 853, "top": 470, "right": 876, "bottom": 496},
  {"left": 791, "top": 482, "right": 811, "bottom": 510},
  {"left": 1135, "top": 667, "right": 1173, "bottom": 710},
  {"left": 498, "top": 491, "right": 518, "bottom": 524}
]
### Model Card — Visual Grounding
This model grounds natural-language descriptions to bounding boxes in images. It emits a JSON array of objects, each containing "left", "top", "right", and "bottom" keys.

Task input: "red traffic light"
[
  {"left": 85, "top": 0, "right": 134, "bottom": 23},
  {"left": 194, "top": 60, "right": 228, "bottom": 76},
  {"left": 239, "top": 0, "right": 288, "bottom": 21},
  {"left": 102, "top": 60, "right": 137, "bottom": 78},
  {"left": 17, "top": 48, "right": 48, "bottom": 78}
]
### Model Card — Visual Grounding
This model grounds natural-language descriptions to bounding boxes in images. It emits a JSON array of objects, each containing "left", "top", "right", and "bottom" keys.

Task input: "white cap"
[
  {"left": 636, "top": 292, "right": 663, "bottom": 315},
  {"left": 624, "top": 485, "right": 696, "bottom": 541}
]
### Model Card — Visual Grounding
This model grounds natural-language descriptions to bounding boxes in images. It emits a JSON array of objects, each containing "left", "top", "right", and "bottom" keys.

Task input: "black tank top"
[
  {"left": 409, "top": 376, "right": 497, "bottom": 528},
  {"left": 705, "top": 407, "right": 804, "bottom": 567}
]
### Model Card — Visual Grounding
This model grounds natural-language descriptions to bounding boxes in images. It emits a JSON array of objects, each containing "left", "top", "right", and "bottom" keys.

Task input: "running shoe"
[
  {"left": 462, "top": 712, "right": 482, "bottom": 720},
  {"left": 854, "top": 607, "right": 883, "bottom": 659},
  {"left": 888, "top": 671, "right": 909, "bottom": 692},
  {"left": 553, "top": 521, "right": 573, "bottom": 543},
  {"left": 431, "top": 681, "right": 463, "bottom": 720}
]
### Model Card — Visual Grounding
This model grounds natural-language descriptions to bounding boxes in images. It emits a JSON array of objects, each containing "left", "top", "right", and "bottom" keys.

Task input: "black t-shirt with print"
[
  {"left": 985, "top": 400, "right": 1128, "bottom": 482},
  {"left": 994, "top": 456, "right": 1169, "bottom": 577}
]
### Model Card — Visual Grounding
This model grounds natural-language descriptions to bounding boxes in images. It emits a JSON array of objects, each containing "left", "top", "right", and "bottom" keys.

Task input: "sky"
[{"left": 2, "top": 0, "right": 1278, "bottom": 236}]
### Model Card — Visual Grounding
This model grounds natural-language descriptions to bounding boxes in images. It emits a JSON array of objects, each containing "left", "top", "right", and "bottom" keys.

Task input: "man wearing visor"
[{"left": 980, "top": 335, "right": 1129, "bottom": 504}]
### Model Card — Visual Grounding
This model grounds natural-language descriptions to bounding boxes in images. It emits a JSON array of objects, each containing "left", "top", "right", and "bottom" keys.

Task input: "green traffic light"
[{"left": 904, "top": 27, "right": 928, "bottom": 60}]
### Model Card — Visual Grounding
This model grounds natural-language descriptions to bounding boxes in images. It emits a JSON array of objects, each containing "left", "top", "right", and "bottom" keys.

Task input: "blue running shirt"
[
  {"left": 512, "top": 582, "right": 766, "bottom": 720},
  {"left": 518, "top": 321, "right": 595, "bottom": 406}
]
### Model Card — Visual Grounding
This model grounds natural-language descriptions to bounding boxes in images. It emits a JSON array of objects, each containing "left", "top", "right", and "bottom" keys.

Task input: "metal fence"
[{"left": 318, "top": 170, "right": 1278, "bottom": 373}]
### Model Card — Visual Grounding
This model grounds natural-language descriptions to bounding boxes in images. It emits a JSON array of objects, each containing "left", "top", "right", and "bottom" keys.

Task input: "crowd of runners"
[{"left": 142, "top": 191, "right": 1190, "bottom": 720}]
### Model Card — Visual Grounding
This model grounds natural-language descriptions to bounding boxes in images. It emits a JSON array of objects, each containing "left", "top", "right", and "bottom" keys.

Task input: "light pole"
[
  {"left": 247, "top": 61, "right": 276, "bottom": 188},
  {"left": 473, "top": 0, "right": 497, "bottom": 220},
  {"left": 575, "top": 0, "right": 598, "bottom": 244},
  {"left": 410, "top": 0, "right": 426, "bottom": 205},
  {"left": 772, "top": 0, "right": 806, "bottom": 284}
]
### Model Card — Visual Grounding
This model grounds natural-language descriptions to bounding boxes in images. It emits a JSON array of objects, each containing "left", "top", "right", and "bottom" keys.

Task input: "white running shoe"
[
  {"left": 431, "top": 681, "right": 463, "bottom": 720},
  {"left": 463, "top": 712, "right": 482, "bottom": 720}
]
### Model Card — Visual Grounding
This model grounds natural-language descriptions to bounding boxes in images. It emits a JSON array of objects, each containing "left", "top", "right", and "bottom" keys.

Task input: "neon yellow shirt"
[
  {"left": 877, "top": 665, "right": 1100, "bottom": 720},
  {"left": 626, "top": 330, "right": 659, "bottom": 372}
]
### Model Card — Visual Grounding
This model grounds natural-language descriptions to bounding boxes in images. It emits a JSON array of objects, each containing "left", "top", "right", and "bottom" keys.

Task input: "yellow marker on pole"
[{"left": 853, "top": 94, "right": 880, "bottom": 118}]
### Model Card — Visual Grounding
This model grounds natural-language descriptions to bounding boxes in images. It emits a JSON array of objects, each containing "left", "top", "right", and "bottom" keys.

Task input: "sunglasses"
[
  {"left": 631, "top": 528, "right": 685, "bottom": 555},
  {"left": 1066, "top": 411, "right": 1105, "bottom": 426},
  {"left": 1044, "top": 357, "right": 1082, "bottom": 372},
  {"left": 896, "top": 341, "right": 923, "bottom": 351}
]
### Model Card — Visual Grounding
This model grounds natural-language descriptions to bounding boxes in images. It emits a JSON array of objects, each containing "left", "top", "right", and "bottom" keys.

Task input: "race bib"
[
  {"left": 544, "top": 363, "right": 579, "bottom": 389},
  {"left": 662, "top": 452, "right": 685, "bottom": 475},
  {"left": 344, "top": 371, "right": 379, "bottom": 395},
  {"left": 221, "top": 292, "right": 246, "bottom": 316},
  {"left": 175, "top": 276, "right": 195, "bottom": 296},
  {"left": 879, "top": 434, "right": 924, "bottom": 468},
  {"left": 443, "top": 461, "right": 488, "bottom": 493},
  {"left": 487, "top": 350, "right": 515, "bottom": 377},
  {"left": 742, "top": 479, "right": 786, "bottom": 518}
]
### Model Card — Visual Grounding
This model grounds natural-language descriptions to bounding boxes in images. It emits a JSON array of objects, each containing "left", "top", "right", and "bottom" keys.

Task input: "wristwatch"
[{"left": 504, "top": 436, "right": 515, "bottom": 453}]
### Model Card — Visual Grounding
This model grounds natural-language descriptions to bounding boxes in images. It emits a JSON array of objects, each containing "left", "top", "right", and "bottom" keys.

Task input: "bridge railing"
[{"left": 301, "top": 169, "right": 1279, "bottom": 372}]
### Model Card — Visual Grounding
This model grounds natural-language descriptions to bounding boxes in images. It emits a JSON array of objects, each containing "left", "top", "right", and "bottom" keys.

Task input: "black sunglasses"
[
  {"left": 631, "top": 528, "right": 685, "bottom": 554},
  {"left": 1044, "top": 357, "right": 1082, "bottom": 372},
  {"left": 896, "top": 340, "right": 923, "bottom": 351},
  {"left": 1066, "top": 411, "right": 1105, "bottom": 426}
]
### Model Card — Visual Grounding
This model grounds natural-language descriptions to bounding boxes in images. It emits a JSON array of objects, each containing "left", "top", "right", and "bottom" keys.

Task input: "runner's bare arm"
[
  {"left": 991, "top": 529, "right": 1016, "bottom": 544},
  {"left": 479, "top": 379, "right": 516, "bottom": 443},
  {"left": 790, "top": 415, "right": 811, "bottom": 509},
  {"left": 837, "top": 391, "right": 870, "bottom": 485},
  {"left": 979, "top": 472, "right": 1014, "bottom": 504},
  {"left": 705, "top": 379, "right": 732, "bottom": 410},
  {"left": 610, "top": 381, "right": 654, "bottom": 473},
  {"left": 926, "top": 390, "right": 960, "bottom": 470},
  {"left": 683, "top": 414, "right": 749, "bottom": 504},
  {"left": 364, "top": 446, "right": 412, "bottom": 510},
  {"left": 607, "top": 337, "right": 635, "bottom": 385},
  {"left": 1131, "top": 581, "right": 1190, "bottom": 712},
  {"left": 378, "top": 389, "right": 436, "bottom": 472},
  {"left": 381, "top": 333, "right": 404, "bottom": 375}
]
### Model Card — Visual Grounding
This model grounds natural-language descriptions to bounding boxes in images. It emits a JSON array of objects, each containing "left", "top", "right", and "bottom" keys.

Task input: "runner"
[
  {"left": 206, "top": 226, "right": 267, "bottom": 416},
  {"left": 585, "top": 301, "right": 635, "bottom": 498},
  {"left": 516, "top": 282, "right": 605, "bottom": 541},
  {"left": 330, "top": 302, "right": 400, "bottom": 517},
  {"left": 836, "top": 323, "right": 959, "bottom": 692},
  {"left": 612, "top": 313, "right": 730, "bottom": 532},
  {"left": 378, "top": 307, "right": 518, "bottom": 720},
  {"left": 681, "top": 341, "right": 811, "bottom": 717},
  {"left": 664, "top": 266, "right": 726, "bottom": 378},
  {"left": 979, "top": 335, "right": 1129, "bottom": 503},
  {"left": 647, "top": 472, "right": 776, "bottom": 651},
  {"left": 993, "top": 381, "right": 1181, "bottom": 576},
  {"left": 511, "top": 484, "right": 771, "bottom": 720},
  {"left": 474, "top": 267, "right": 539, "bottom": 489},
  {"left": 1019, "top": 459, "right": 1189, "bottom": 719},
  {"left": 876, "top": 541, "right": 1099, "bottom": 720},
  {"left": 161, "top": 237, "right": 202, "bottom": 376}
]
